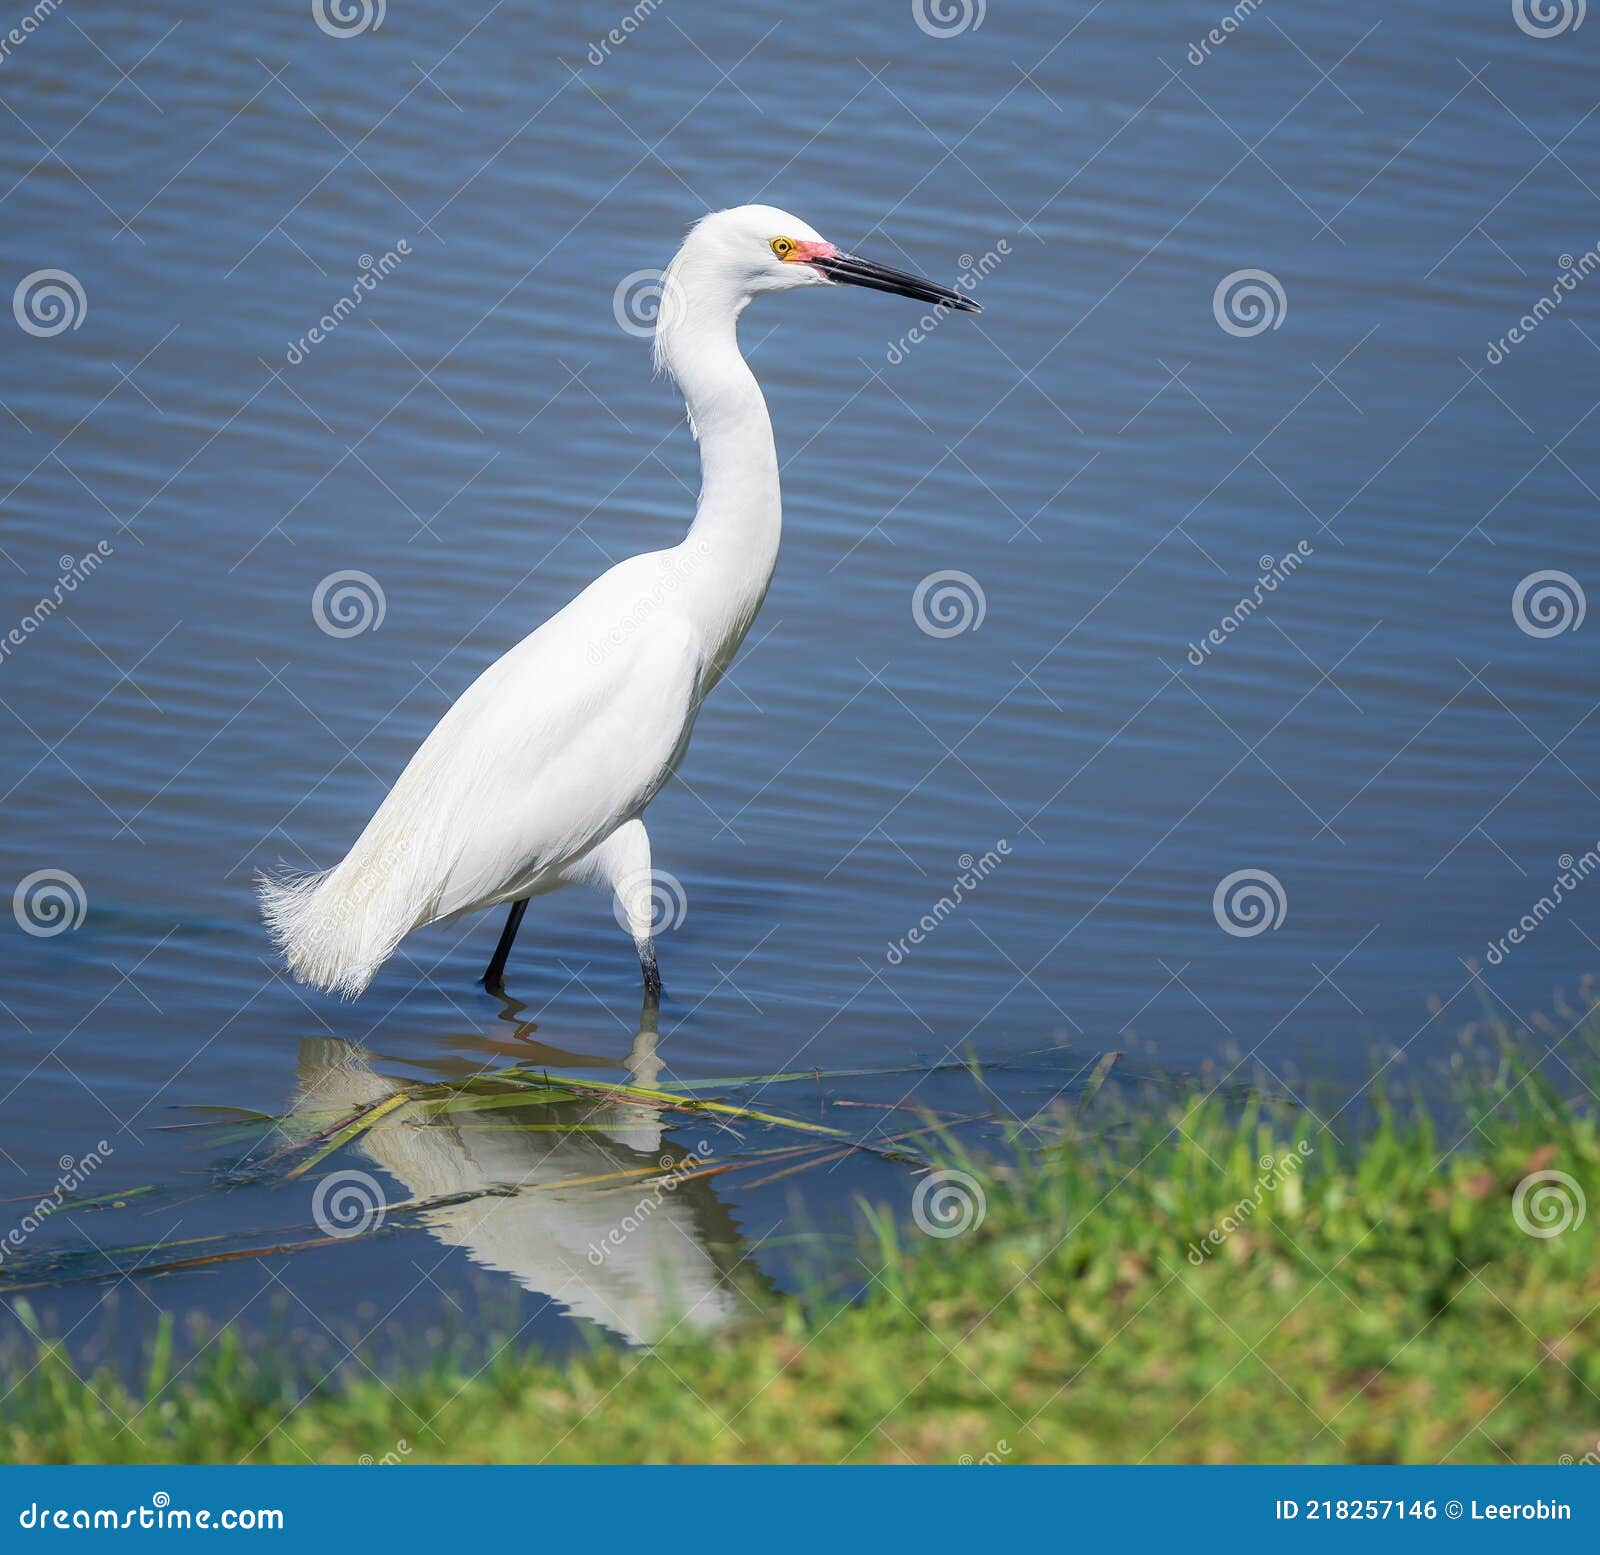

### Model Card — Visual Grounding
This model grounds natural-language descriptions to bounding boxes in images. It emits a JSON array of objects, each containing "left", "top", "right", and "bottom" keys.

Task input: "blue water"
[{"left": 1, "top": 0, "right": 1597, "bottom": 1359}]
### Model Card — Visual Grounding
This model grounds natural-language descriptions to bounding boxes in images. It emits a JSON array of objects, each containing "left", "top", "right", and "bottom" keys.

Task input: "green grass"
[{"left": 4, "top": 1011, "right": 1600, "bottom": 1465}]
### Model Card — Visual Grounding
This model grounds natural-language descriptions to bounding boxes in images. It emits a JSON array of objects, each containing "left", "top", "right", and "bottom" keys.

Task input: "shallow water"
[{"left": 1, "top": 1, "right": 1597, "bottom": 1365}]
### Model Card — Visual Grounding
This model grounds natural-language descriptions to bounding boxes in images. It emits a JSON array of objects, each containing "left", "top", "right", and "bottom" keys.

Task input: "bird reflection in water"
[{"left": 288, "top": 993, "right": 762, "bottom": 1346}]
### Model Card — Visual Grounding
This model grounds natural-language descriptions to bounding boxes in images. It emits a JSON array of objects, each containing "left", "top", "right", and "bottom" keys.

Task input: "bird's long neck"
[{"left": 657, "top": 286, "right": 781, "bottom": 660}]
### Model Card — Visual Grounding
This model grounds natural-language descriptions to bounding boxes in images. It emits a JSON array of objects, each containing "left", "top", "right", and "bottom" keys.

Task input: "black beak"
[{"left": 811, "top": 250, "right": 981, "bottom": 314}]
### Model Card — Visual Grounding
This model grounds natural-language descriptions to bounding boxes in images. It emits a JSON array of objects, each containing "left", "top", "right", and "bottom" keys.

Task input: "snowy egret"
[
  {"left": 260, "top": 204, "right": 980, "bottom": 999},
  {"left": 291, "top": 1010, "right": 745, "bottom": 1343}
]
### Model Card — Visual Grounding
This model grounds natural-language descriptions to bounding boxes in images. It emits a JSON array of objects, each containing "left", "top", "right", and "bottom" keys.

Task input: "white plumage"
[
  {"left": 290, "top": 1015, "right": 741, "bottom": 1344},
  {"left": 260, "top": 203, "right": 978, "bottom": 998}
]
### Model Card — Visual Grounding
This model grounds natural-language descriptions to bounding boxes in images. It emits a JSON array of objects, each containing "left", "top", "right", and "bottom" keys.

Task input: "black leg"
[
  {"left": 483, "top": 897, "right": 530, "bottom": 993},
  {"left": 640, "top": 941, "right": 662, "bottom": 999}
]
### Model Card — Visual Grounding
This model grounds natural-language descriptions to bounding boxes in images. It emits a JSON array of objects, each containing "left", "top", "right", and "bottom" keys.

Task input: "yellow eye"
[{"left": 770, "top": 236, "right": 795, "bottom": 260}]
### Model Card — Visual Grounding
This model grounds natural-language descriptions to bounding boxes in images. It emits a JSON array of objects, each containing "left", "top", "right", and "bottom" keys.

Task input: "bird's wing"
[
  {"left": 391, "top": 551, "right": 705, "bottom": 916},
  {"left": 264, "top": 552, "right": 704, "bottom": 991}
]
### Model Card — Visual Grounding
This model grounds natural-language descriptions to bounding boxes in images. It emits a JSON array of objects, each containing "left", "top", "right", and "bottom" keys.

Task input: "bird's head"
[
  {"left": 686, "top": 203, "right": 980, "bottom": 311},
  {"left": 654, "top": 204, "right": 980, "bottom": 367}
]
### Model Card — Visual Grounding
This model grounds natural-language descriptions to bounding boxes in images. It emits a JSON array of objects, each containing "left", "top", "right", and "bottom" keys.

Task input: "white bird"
[
  {"left": 260, "top": 203, "right": 979, "bottom": 999},
  {"left": 289, "top": 1012, "right": 747, "bottom": 1344}
]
